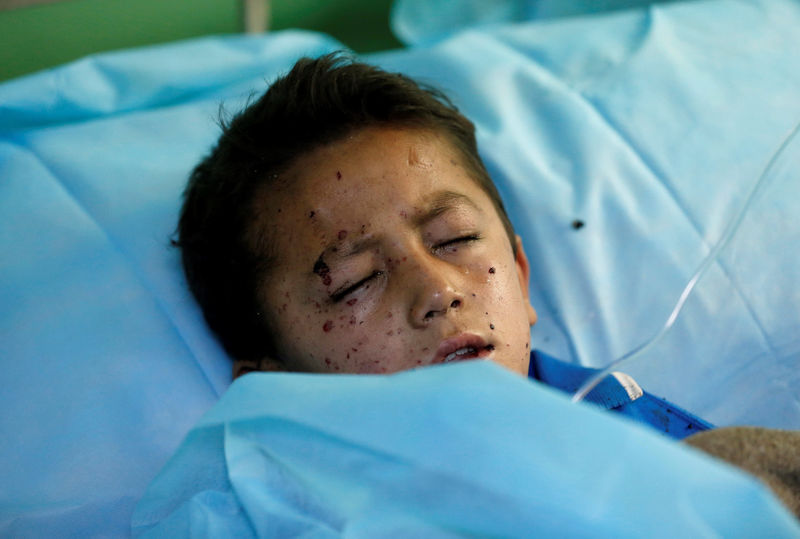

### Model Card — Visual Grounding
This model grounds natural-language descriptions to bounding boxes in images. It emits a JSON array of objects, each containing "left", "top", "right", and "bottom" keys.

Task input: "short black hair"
[{"left": 176, "top": 52, "right": 516, "bottom": 362}]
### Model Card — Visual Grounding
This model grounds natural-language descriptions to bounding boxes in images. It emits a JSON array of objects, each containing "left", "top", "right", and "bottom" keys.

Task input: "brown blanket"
[{"left": 685, "top": 427, "right": 800, "bottom": 518}]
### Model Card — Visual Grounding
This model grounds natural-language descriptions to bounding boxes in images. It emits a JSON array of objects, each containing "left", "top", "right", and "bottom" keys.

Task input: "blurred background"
[{"left": 0, "top": 0, "right": 402, "bottom": 82}]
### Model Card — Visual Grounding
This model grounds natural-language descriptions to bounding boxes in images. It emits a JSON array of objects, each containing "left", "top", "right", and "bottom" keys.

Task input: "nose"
[{"left": 406, "top": 253, "right": 465, "bottom": 328}]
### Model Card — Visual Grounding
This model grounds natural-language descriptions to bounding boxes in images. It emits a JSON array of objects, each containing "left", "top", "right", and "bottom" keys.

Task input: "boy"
[
  {"left": 176, "top": 53, "right": 798, "bottom": 516},
  {"left": 177, "top": 52, "right": 536, "bottom": 380}
]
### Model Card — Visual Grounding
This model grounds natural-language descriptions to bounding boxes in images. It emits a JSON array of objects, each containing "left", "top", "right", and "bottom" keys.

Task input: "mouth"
[{"left": 434, "top": 333, "right": 495, "bottom": 364}]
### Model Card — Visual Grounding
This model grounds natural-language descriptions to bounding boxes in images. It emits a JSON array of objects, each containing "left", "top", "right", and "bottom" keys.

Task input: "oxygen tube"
[{"left": 572, "top": 119, "right": 800, "bottom": 404}]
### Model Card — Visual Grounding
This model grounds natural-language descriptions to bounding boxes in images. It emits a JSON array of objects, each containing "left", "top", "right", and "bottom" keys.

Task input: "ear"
[
  {"left": 513, "top": 235, "right": 538, "bottom": 327},
  {"left": 232, "top": 356, "right": 287, "bottom": 379}
]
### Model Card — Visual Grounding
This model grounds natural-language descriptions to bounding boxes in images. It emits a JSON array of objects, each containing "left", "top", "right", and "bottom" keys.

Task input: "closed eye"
[
  {"left": 331, "top": 271, "right": 384, "bottom": 302},
  {"left": 433, "top": 234, "right": 481, "bottom": 253}
]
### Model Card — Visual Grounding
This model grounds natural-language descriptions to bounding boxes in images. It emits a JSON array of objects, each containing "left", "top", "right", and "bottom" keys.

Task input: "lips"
[{"left": 433, "top": 333, "right": 494, "bottom": 364}]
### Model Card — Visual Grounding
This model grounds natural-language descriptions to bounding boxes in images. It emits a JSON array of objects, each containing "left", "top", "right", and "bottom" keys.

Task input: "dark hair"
[{"left": 176, "top": 52, "right": 516, "bottom": 361}]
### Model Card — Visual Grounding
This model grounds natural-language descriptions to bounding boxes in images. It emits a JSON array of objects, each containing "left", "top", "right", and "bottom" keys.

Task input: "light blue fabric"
[
  {"left": 390, "top": 0, "right": 686, "bottom": 46},
  {"left": 0, "top": 31, "right": 344, "bottom": 537},
  {"left": 132, "top": 362, "right": 800, "bottom": 537},
  {"left": 2, "top": 0, "right": 800, "bottom": 536}
]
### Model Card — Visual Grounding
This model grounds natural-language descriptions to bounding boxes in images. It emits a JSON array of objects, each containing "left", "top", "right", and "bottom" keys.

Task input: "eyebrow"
[
  {"left": 412, "top": 190, "right": 483, "bottom": 228},
  {"left": 310, "top": 190, "right": 482, "bottom": 273}
]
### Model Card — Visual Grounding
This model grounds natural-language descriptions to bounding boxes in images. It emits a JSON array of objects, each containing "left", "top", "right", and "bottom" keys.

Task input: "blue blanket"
[{"left": 132, "top": 362, "right": 799, "bottom": 536}]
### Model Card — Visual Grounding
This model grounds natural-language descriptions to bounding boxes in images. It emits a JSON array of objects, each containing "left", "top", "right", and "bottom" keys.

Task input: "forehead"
[
  {"left": 291, "top": 126, "right": 465, "bottom": 195},
  {"left": 247, "top": 126, "right": 495, "bottom": 267}
]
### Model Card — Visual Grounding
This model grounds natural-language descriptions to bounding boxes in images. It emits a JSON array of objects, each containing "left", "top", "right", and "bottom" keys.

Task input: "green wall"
[{"left": 0, "top": 0, "right": 401, "bottom": 82}]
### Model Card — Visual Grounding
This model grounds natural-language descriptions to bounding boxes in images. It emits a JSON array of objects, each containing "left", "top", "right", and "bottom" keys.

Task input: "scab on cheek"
[
  {"left": 313, "top": 257, "right": 332, "bottom": 286},
  {"left": 322, "top": 320, "right": 333, "bottom": 332},
  {"left": 324, "top": 357, "right": 341, "bottom": 371}
]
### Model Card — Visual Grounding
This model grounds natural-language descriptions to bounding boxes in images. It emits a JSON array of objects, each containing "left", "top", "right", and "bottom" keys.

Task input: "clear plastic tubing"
[{"left": 572, "top": 119, "right": 800, "bottom": 403}]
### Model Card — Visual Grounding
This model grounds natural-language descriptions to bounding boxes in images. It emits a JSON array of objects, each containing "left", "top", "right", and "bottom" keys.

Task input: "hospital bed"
[{"left": 2, "top": 0, "right": 800, "bottom": 535}]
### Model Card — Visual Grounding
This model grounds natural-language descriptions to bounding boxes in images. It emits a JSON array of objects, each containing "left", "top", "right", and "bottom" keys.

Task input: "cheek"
[
  {"left": 276, "top": 299, "right": 406, "bottom": 373},
  {"left": 471, "top": 254, "right": 531, "bottom": 335},
  {"left": 332, "top": 310, "right": 415, "bottom": 374}
]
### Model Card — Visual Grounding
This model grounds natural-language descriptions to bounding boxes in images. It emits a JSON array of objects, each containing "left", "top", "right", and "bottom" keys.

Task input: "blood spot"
[
  {"left": 313, "top": 257, "right": 332, "bottom": 286},
  {"left": 346, "top": 298, "right": 358, "bottom": 306},
  {"left": 309, "top": 210, "right": 315, "bottom": 218},
  {"left": 324, "top": 358, "right": 331, "bottom": 365},
  {"left": 489, "top": 267, "right": 496, "bottom": 274},
  {"left": 336, "top": 171, "right": 342, "bottom": 180},
  {"left": 322, "top": 320, "right": 333, "bottom": 332},
  {"left": 338, "top": 230, "right": 348, "bottom": 240}
]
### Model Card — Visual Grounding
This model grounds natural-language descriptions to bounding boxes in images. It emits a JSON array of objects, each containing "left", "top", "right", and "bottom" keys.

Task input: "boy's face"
[{"left": 244, "top": 127, "right": 537, "bottom": 377}]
